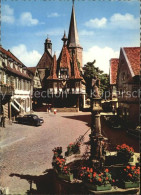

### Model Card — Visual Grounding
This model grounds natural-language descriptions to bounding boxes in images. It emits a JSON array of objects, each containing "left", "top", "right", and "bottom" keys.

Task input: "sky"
[{"left": 1, "top": 0, "right": 140, "bottom": 73}]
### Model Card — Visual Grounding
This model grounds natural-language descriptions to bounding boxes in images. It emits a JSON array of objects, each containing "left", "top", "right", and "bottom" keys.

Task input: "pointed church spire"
[
  {"left": 67, "top": 1, "right": 81, "bottom": 48},
  {"left": 61, "top": 30, "right": 68, "bottom": 45}
]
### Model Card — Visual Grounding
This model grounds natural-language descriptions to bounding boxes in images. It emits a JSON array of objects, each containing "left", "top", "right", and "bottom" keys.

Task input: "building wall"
[
  {"left": 37, "top": 69, "right": 46, "bottom": 82},
  {"left": 0, "top": 49, "right": 32, "bottom": 121},
  {"left": 76, "top": 47, "right": 83, "bottom": 68},
  {"left": 117, "top": 50, "right": 139, "bottom": 127},
  {"left": 68, "top": 47, "right": 83, "bottom": 69}
]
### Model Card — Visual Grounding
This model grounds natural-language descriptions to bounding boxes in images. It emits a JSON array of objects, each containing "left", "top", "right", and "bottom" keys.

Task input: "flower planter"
[
  {"left": 74, "top": 150, "right": 80, "bottom": 154},
  {"left": 120, "top": 181, "right": 139, "bottom": 189},
  {"left": 65, "top": 151, "right": 73, "bottom": 157},
  {"left": 58, "top": 173, "right": 73, "bottom": 182},
  {"left": 65, "top": 150, "right": 80, "bottom": 156},
  {"left": 85, "top": 183, "right": 112, "bottom": 191},
  {"left": 117, "top": 152, "right": 133, "bottom": 164}
]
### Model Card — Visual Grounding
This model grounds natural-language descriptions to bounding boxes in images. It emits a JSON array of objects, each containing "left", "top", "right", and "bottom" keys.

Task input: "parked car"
[
  {"left": 16, "top": 114, "right": 44, "bottom": 126},
  {"left": 104, "top": 116, "right": 122, "bottom": 129},
  {"left": 126, "top": 126, "right": 141, "bottom": 139}
]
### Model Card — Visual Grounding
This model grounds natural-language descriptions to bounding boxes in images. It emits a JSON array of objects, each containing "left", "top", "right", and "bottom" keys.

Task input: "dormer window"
[{"left": 59, "top": 68, "right": 68, "bottom": 79}]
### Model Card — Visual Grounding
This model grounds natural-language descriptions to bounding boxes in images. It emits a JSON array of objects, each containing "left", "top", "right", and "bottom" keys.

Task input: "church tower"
[
  {"left": 44, "top": 37, "right": 52, "bottom": 56},
  {"left": 67, "top": 1, "right": 83, "bottom": 69}
]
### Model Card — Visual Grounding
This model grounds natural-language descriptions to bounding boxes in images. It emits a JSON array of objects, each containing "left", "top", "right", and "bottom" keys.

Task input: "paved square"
[
  {"left": 0, "top": 112, "right": 91, "bottom": 194},
  {"left": 0, "top": 111, "right": 139, "bottom": 194}
]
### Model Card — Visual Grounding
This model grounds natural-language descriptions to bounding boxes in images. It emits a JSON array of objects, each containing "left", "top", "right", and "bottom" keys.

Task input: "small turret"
[
  {"left": 44, "top": 36, "right": 52, "bottom": 56},
  {"left": 61, "top": 31, "right": 68, "bottom": 46}
]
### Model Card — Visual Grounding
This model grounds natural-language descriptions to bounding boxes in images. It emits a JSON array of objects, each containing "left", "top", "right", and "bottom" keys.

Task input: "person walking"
[{"left": 1, "top": 115, "right": 6, "bottom": 128}]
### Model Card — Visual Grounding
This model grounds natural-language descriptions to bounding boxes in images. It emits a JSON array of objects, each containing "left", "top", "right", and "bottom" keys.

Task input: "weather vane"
[{"left": 72, "top": 0, "right": 75, "bottom": 5}]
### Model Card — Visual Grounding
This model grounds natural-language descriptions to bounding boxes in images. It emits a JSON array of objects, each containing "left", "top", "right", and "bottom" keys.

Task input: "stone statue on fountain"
[
  {"left": 90, "top": 64, "right": 108, "bottom": 170},
  {"left": 91, "top": 76, "right": 100, "bottom": 98}
]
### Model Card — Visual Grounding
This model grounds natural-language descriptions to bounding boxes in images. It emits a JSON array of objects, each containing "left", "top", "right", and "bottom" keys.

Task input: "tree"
[{"left": 83, "top": 60, "right": 109, "bottom": 99}]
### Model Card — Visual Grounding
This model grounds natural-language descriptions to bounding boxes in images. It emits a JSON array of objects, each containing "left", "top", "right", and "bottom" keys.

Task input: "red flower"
[
  {"left": 106, "top": 177, "right": 109, "bottom": 180},
  {"left": 88, "top": 174, "right": 91, "bottom": 178},
  {"left": 131, "top": 166, "right": 135, "bottom": 170},
  {"left": 93, "top": 172, "right": 96, "bottom": 177},
  {"left": 90, "top": 168, "right": 93, "bottom": 173},
  {"left": 126, "top": 166, "right": 130, "bottom": 169},
  {"left": 105, "top": 169, "right": 109, "bottom": 173},
  {"left": 87, "top": 168, "right": 90, "bottom": 172},
  {"left": 112, "top": 179, "right": 115, "bottom": 182},
  {"left": 98, "top": 178, "right": 102, "bottom": 182},
  {"left": 128, "top": 173, "right": 132, "bottom": 177}
]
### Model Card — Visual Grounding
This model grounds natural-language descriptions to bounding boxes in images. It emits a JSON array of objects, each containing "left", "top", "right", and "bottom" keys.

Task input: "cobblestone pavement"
[
  {"left": 0, "top": 112, "right": 139, "bottom": 194},
  {"left": 0, "top": 112, "right": 91, "bottom": 194}
]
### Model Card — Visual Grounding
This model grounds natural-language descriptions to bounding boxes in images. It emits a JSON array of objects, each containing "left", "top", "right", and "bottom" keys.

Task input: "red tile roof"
[
  {"left": 0, "top": 46, "right": 31, "bottom": 80},
  {"left": 47, "top": 54, "right": 58, "bottom": 80},
  {"left": 0, "top": 47, "right": 24, "bottom": 66},
  {"left": 37, "top": 51, "right": 53, "bottom": 69},
  {"left": 110, "top": 58, "right": 119, "bottom": 85},
  {"left": 27, "top": 67, "right": 36, "bottom": 75},
  {"left": 58, "top": 45, "right": 71, "bottom": 78},
  {"left": 70, "top": 55, "right": 82, "bottom": 79},
  {"left": 123, "top": 47, "right": 140, "bottom": 76}
]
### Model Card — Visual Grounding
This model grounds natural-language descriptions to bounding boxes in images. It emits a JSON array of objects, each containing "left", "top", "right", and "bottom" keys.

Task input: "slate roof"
[
  {"left": 123, "top": 47, "right": 140, "bottom": 76},
  {"left": 67, "top": 5, "right": 81, "bottom": 48},
  {"left": 0, "top": 46, "right": 31, "bottom": 80},
  {"left": 110, "top": 58, "right": 119, "bottom": 85}
]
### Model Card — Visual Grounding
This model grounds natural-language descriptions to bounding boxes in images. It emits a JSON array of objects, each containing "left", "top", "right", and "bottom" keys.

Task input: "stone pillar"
[
  {"left": 90, "top": 98, "right": 105, "bottom": 169},
  {"left": 95, "top": 113, "right": 102, "bottom": 136}
]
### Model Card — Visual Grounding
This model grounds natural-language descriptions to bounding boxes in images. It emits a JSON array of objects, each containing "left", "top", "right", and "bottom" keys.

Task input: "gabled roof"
[
  {"left": 37, "top": 50, "right": 53, "bottom": 69},
  {"left": 27, "top": 67, "right": 36, "bottom": 75},
  {"left": 122, "top": 47, "right": 140, "bottom": 77},
  {"left": 0, "top": 47, "right": 24, "bottom": 66},
  {"left": 70, "top": 55, "right": 82, "bottom": 80},
  {"left": 67, "top": 5, "right": 81, "bottom": 48},
  {"left": 47, "top": 54, "right": 58, "bottom": 80},
  {"left": 57, "top": 45, "right": 72, "bottom": 78},
  {"left": 110, "top": 58, "right": 119, "bottom": 85},
  {"left": 0, "top": 46, "right": 31, "bottom": 80}
]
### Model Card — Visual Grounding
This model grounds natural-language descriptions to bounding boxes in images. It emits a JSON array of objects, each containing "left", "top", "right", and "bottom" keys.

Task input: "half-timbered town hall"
[{"left": 35, "top": 3, "right": 86, "bottom": 111}]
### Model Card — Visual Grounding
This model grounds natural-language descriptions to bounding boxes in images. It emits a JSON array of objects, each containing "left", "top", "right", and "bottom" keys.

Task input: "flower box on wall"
[
  {"left": 58, "top": 173, "right": 73, "bottom": 182},
  {"left": 85, "top": 183, "right": 112, "bottom": 191},
  {"left": 116, "top": 144, "right": 134, "bottom": 164},
  {"left": 121, "top": 181, "right": 139, "bottom": 189}
]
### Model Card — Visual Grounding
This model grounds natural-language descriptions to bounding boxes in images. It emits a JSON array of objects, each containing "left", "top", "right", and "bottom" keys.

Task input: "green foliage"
[{"left": 83, "top": 60, "right": 109, "bottom": 98}]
